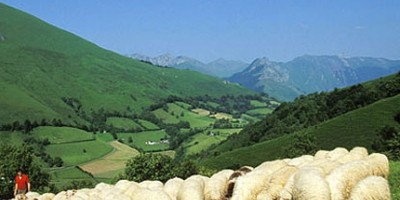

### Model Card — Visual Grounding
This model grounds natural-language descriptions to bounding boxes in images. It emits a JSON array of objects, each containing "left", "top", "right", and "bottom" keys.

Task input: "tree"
[
  {"left": 0, "top": 144, "right": 50, "bottom": 199},
  {"left": 283, "top": 132, "right": 318, "bottom": 158},
  {"left": 125, "top": 154, "right": 175, "bottom": 182},
  {"left": 372, "top": 126, "right": 400, "bottom": 160},
  {"left": 124, "top": 154, "right": 199, "bottom": 182},
  {"left": 395, "top": 111, "right": 400, "bottom": 124}
]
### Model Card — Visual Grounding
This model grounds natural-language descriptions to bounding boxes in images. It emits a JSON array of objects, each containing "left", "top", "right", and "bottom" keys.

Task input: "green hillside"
[
  {"left": 0, "top": 3, "right": 253, "bottom": 125},
  {"left": 202, "top": 73, "right": 400, "bottom": 157},
  {"left": 200, "top": 94, "right": 400, "bottom": 169}
]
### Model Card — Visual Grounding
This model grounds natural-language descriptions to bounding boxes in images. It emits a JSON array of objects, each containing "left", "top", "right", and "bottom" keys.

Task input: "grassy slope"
[
  {"left": 152, "top": 103, "right": 215, "bottom": 127},
  {"left": 106, "top": 117, "right": 143, "bottom": 130},
  {"left": 183, "top": 128, "right": 241, "bottom": 155},
  {"left": 390, "top": 161, "right": 400, "bottom": 199},
  {"left": 0, "top": 3, "right": 254, "bottom": 124},
  {"left": 32, "top": 126, "right": 94, "bottom": 144},
  {"left": 117, "top": 130, "right": 169, "bottom": 151},
  {"left": 201, "top": 94, "right": 400, "bottom": 169}
]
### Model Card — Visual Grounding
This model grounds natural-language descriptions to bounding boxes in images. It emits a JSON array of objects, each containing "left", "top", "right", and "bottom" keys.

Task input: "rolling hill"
[
  {"left": 0, "top": 3, "right": 253, "bottom": 125},
  {"left": 199, "top": 72, "right": 400, "bottom": 167}
]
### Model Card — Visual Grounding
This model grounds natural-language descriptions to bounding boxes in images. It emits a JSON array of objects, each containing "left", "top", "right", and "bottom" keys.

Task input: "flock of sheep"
[{"left": 17, "top": 146, "right": 391, "bottom": 200}]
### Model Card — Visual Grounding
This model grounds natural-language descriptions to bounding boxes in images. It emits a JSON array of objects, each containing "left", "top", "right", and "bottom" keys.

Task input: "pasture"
[
  {"left": 117, "top": 130, "right": 169, "bottom": 152},
  {"left": 46, "top": 139, "right": 113, "bottom": 166},
  {"left": 80, "top": 141, "right": 140, "bottom": 179},
  {"left": 106, "top": 117, "right": 143, "bottom": 131},
  {"left": 32, "top": 126, "right": 94, "bottom": 144}
]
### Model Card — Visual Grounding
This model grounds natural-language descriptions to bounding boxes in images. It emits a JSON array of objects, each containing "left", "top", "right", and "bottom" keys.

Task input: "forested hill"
[
  {"left": 199, "top": 72, "right": 400, "bottom": 158},
  {"left": 0, "top": 3, "right": 253, "bottom": 125}
]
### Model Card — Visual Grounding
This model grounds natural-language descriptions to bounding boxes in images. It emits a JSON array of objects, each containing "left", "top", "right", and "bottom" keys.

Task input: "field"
[
  {"left": 246, "top": 108, "right": 273, "bottom": 115},
  {"left": 138, "top": 119, "right": 159, "bottom": 130},
  {"left": 183, "top": 128, "right": 241, "bottom": 155},
  {"left": 106, "top": 117, "right": 143, "bottom": 131},
  {"left": 250, "top": 100, "right": 267, "bottom": 107},
  {"left": 390, "top": 161, "right": 400, "bottom": 199},
  {"left": 80, "top": 141, "right": 140, "bottom": 179},
  {"left": 117, "top": 130, "right": 169, "bottom": 152},
  {"left": 0, "top": 131, "right": 25, "bottom": 145},
  {"left": 153, "top": 103, "right": 215, "bottom": 127},
  {"left": 32, "top": 126, "right": 94, "bottom": 144},
  {"left": 46, "top": 139, "right": 113, "bottom": 166},
  {"left": 48, "top": 166, "right": 97, "bottom": 189}
]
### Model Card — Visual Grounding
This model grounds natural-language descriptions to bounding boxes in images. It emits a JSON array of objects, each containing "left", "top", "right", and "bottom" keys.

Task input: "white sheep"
[
  {"left": 257, "top": 165, "right": 298, "bottom": 200},
  {"left": 335, "top": 147, "right": 368, "bottom": 164},
  {"left": 326, "top": 147, "right": 349, "bottom": 161},
  {"left": 231, "top": 160, "right": 287, "bottom": 200},
  {"left": 363, "top": 153, "right": 389, "bottom": 179},
  {"left": 164, "top": 177, "right": 184, "bottom": 200},
  {"left": 287, "top": 155, "right": 314, "bottom": 167},
  {"left": 25, "top": 192, "right": 40, "bottom": 200},
  {"left": 139, "top": 180, "right": 164, "bottom": 190},
  {"left": 291, "top": 167, "right": 331, "bottom": 200},
  {"left": 225, "top": 166, "right": 254, "bottom": 199},
  {"left": 314, "top": 150, "right": 329, "bottom": 159},
  {"left": 36, "top": 193, "right": 55, "bottom": 200},
  {"left": 326, "top": 160, "right": 373, "bottom": 200},
  {"left": 349, "top": 176, "right": 391, "bottom": 200},
  {"left": 204, "top": 169, "right": 234, "bottom": 200},
  {"left": 177, "top": 175, "right": 206, "bottom": 200}
]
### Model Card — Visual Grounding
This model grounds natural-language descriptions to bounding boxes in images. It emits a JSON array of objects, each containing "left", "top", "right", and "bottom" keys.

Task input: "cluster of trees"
[
  {"left": 0, "top": 119, "right": 63, "bottom": 133},
  {"left": 283, "top": 132, "right": 318, "bottom": 158},
  {"left": 0, "top": 144, "right": 50, "bottom": 199},
  {"left": 372, "top": 111, "right": 400, "bottom": 160},
  {"left": 200, "top": 73, "right": 400, "bottom": 158},
  {"left": 124, "top": 154, "right": 198, "bottom": 182}
]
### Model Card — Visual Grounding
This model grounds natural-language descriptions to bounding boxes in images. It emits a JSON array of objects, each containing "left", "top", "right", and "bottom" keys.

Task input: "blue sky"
[{"left": 1, "top": 0, "right": 400, "bottom": 62}]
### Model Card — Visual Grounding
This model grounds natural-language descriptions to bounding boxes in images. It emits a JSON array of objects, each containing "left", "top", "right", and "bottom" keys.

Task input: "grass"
[
  {"left": 390, "top": 161, "right": 400, "bottom": 199},
  {"left": 201, "top": 94, "right": 400, "bottom": 169},
  {"left": 0, "top": 2, "right": 254, "bottom": 126},
  {"left": 117, "top": 130, "right": 169, "bottom": 152},
  {"left": 153, "top": 103, "right": 215, "bottom": 128},
  {"left": 183, "top": 128, "right": 241, "bottom": 156},
  {"left": 250, "top": 100, "right": 267, "bottom": 107},
  {"left": 138, "top": 119, "right": 159, "bottom": 130},
  {"left": 246, "top": 108, "right": 273, "bottom": 115},
  {"left": 192, "top": 108, "right": 211, "bottom": 116},
  {"left": 46, "top": 139, "right": 113, "bottom": 166},
  {"left": 211, "top": 113, "right": 232, "bottom": 120},
  {"left": 48, "top": 166, "right": 97, "bottom": 189},
  {"left": 0, "top": 131, "right": 25, "bottom": 145},
  {"left": 106, "top": 117, "right": 143, "bottom": 131},
  {"left": 80, "top": 141, "right": 139, "bottom": 179},
  {"left": 32, "top": 126, "right": 94, "bottom": 144}
]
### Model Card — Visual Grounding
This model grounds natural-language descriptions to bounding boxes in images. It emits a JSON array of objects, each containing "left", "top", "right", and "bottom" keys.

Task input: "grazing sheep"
[
  {"left": 349, "top": 176, "right": 391, "bottom": 200},
  {"left": 139, "top": 180, "right": 164, "bottom": 190},
  {"left": 278, "top": 173, "right": 295, "bottom": 200},
  {"left": 326, "top": 147, "right": 349, "bottom": 161},
  {"left": 257, "top": 165, "right": 298, "bottom": 200},
  {"left": 25, "top": 192, "right": 40, "bottom": 200},
  {"left": 305, "top": 159, "right": 342, "bottom": 176},
  {"left": 335, "top": 147, "right": 368, "bottom": 164},
  {"left": 123, "top": 181, "right": 141, "bottom": 198},
  {"left": 291, "top": 167, "right": 330, "bottom": 200},
  {"left": 326, "top": 160, "right": 373, "bottom": 200},
  {"left": 287, "top": 155, "right": 314, "bottom": 167},
  {"left": 164, "top": 177, "right": 184, "bottom": 200},
  {"left": 225, "top": 166, "right": 254, "bottom": 199},
  {"left": 36, "top": 193, "right": 55, "bottom": 200},
  {"left": 314, "top": 150, "right": 329, "bottom": 159},
  {"left": 363, "top": 153, "right": 390, "bottom": 179},
  {"left": 231, "top": 160, "right": 287, "bottom": 200},
  {"left": 349, "top": 146, "right": 368, "bottom": 157},
  {"left": 177, "top": 175, "right": 206, "bottom": 200},
  {"left": 205, "top": 169, "right": 234, "bottom": 200}
]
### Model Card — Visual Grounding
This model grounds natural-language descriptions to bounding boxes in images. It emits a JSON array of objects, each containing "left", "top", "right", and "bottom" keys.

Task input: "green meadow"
[{"left": 117, "top": 130, "right": 169, "bottom": 152}]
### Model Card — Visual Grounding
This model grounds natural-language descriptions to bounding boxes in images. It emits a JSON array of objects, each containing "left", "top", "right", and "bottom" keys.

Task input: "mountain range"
[
  {"left": 229, "top": 55, "right": 400, "bottom": 101},
  {"left": 130, "top": 53, "right": 249, "bottom": 78}
]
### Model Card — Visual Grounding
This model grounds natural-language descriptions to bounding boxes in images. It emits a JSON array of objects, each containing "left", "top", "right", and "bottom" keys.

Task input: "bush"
[
  {"left": 124, "top": 154, "right": 198, "bottom": 182},
  {"left": 373, "top": 126, "right": 400, "bottom": 160},
  {"left": 283, "top": 132, "right": 317, "bottom": 158}
]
